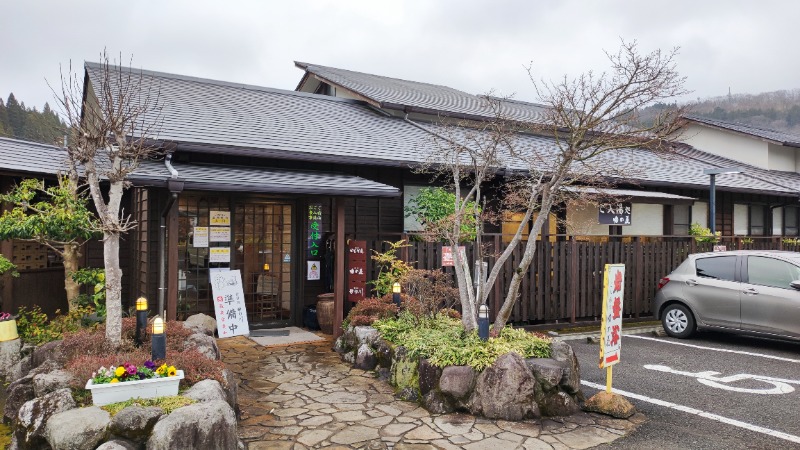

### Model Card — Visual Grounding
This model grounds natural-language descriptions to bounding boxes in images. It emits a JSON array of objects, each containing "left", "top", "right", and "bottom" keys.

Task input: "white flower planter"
[{"left": 85, "top": 370, "right": 184, "bottom": 406}]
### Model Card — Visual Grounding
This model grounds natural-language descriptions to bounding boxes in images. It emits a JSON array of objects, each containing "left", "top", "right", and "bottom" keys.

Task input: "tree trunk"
[
  {"left": 104, "top": 232, "right": 122, "bottom": 345},
  {"left": 62, "top": 244, "right": 81, "bottom": 311}
]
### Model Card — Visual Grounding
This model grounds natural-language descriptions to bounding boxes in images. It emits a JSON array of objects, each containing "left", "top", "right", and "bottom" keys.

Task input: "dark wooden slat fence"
[{"left": 358, "top": 234, "right": 796, "bottom": 328}]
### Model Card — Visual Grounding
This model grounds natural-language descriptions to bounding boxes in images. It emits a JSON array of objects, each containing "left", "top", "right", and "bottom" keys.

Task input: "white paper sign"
[
  {"left": 210, "top": 226, "right": 231, "bottom": 242},
  {"left": 209, "top": 247, "right": 231, "bottom": 263},
  {"left": 210, "top": 211, "right": 231, "bottom": 226},
  {"left": 211, "top": 270, "right": 249, "bottom": 337},
  {"left": 307, "top": 261, "right": 321, "bottom": 280},
  {"left": 192, "top": 227, "right": 209, "bottom": 248}
]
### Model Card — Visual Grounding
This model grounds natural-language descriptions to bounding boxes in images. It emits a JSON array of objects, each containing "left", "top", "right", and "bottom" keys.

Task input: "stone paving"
[{"left": 218, "top": 336, "right": 645, "bottom": 450}]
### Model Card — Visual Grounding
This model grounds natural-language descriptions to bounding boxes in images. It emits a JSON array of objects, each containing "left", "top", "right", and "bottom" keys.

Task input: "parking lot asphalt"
[{"left": 568, "top": 331, "right": 800, "bottom": 449}]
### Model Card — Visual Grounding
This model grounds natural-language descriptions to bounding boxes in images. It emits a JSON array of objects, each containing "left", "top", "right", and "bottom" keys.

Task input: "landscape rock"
[
  {"left": 422, "top": 390, "right": 454, "bottom": 415},
  {"left": 45, "top": 406, "right": 110, "bottom": 450},
  {"left": 6, "top": 355, "right": 32, "bottom": 384},
  {"left": 186, "top": 332, "right": 220, "bottom": 360},
  {"left": 147, "top": 400, "right": 237, "bottom": 450},
  {"left": 396, "top": 386, "right": 420, "bottom": 402},
  {"left": 15, "top": 388, "right": 76, "bottom": 448},
  {"left": 220, "top": 368, "right": 239, "bottom": 411},
  {"left": 373, "top": 337, "right": 394, "bottom": 368},
  {"left": 33, "top": 369, "right": 74, "bottom": 397},
  {"left": 95, "top": 439, "right": 139, "bottom": 450},
  {"left": 550, "top": 341, "right": 581, "bottom": 394},
  {"left": 31, "top": 340, "right": 64, "bottom": 369},
  {"left": 538, "top": 391, "right": 580, "bottom": 416},
  {"left": 438, "top": 365, "right": 476, "bottom": 400},
  {"left": 469, "top": 352, "right": 539, "bottom": 421},
  {"left": 583, "top": 392, "right": 637, "bottom": 418},
  {"left": 184, "top": 379, "right": 227, "bottom": 403},
  {"left": 0, "top": 338, "right": 22, "bottom": 378},
  {"left": 390, "top": 347, "right": 419, "bottom": 393},
  {"left": 109, "top": 405, "right": 163, "bottom": 442},
  {"left": 354, "top": 326, "right": 380, "bottom": 347},
  {"left": 355, "top": 344, "right": 377, "bottom": 371},
  {"left": 418, "top": 359, "right": 442, "bottom": 396},
  {"left": 183, "top": 313, "right": 217, "bottom": 336},
  {"left": 4, "top": 378, "right": 35, "bottom": 424},
  {"left": 526, "top": 358, "right": 564, "bottom": 392}
]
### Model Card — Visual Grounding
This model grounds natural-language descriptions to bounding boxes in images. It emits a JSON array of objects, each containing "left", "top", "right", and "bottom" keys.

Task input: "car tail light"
[{"left": 657, "top": 277, "right": 670, "bottom": 290}]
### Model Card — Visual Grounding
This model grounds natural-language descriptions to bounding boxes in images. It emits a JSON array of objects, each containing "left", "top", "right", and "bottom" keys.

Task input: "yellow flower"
[
  {"left": 110, "top": 378, "right": 119, "bottom": 383},
  {"left": 114, "top": 366, "right": 125, "bottom": 377},
  {"left": 167, "top": 366, "right": 177, "bottom": 377},
  {"left": 156, "top": 364, "right": 167, "bottom": 376}
]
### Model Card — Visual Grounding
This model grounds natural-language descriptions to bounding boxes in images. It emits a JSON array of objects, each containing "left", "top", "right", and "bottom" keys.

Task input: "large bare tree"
[
  {"left": 53, "top": 52, "right": 162, "bottom": 344},
  {"left": 415, "top": 40, "right": 688, "bottom": 332}
]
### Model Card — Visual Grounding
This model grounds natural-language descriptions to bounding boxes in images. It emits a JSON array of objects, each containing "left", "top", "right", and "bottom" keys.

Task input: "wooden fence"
[{"left": 359, "top": 234, "right": 799, "bottom": 328}]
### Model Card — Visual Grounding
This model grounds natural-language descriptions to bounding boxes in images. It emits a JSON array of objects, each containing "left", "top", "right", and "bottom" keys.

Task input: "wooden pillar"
[
  {"left": 568, "top": 237, "right": 578, "bottom": 323},
  {"left": 333, "top": 199, "right": 345, "bottom": 338},
  {"left": 0, "top": 177, "right": 13, "bottom": 313},
  {"left": 166, "top": 198, "right": 179, "bottom": 321}
]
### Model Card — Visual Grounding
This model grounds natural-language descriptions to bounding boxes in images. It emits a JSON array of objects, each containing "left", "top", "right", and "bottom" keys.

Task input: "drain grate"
[{"left": 250, "top": 329, "right": 290, "bottom": 337}]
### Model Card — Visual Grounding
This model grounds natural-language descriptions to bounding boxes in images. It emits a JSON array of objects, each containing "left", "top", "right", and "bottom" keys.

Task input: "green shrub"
[
  {"left": 373, "top": 312, "right": 551, "bottom": 371},
  {"left": 71, "top": 268, "right": 106, "bottom": 317},
  {"left": 689, "top": 222, "right": 720, "bottom": 243},
  {"left": 370, "top": 240, "right": 413, "bottom": 296},
  {"left": 16, "top": 305, "right": 95, "bottom": 346},
  {"left": 0, "top": 255, "right": 18, "bottom": 277}
]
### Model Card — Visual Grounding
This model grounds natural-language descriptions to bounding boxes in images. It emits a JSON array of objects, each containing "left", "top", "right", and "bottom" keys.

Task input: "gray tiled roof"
[
  {"left": 131, "top": 161, "right": 399, "bottom": 197},
  {"left": 0, "top": 137, "right": 399, "bottom": 197},
  {"left": 85, "top": 62, "right": 433, "bottom": 167},
  {"left": 0, "top": 137, "right": 69, "bottom": 176},
  {"left": 81, "top": 63, "right": 800, "bottom": 197},
  {"left": 295, "top": 62, "right": 551, "bottom": 123},
  {"left": 683, "top": 115, "right": 800, "bottom": 147}
]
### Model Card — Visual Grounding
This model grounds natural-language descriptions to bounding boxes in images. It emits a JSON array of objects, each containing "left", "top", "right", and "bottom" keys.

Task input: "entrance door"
[{"left": 233, "top": 202, "right": 294, "bottom": 328}]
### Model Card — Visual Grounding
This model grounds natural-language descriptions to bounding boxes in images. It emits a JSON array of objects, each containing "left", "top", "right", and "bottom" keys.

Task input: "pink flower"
[{"left": 124, "top": 363, "right": 137, "bottom": 376}]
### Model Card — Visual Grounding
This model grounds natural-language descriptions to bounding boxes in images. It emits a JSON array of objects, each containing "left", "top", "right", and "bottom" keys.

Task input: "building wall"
[
  {"left": 622, "top": 204, "right": 664, "bottom": 236},
  {"left": 767, "top": 142, "right": 797, "bottom": 171},
  {"left": 692, "top": 201, "right": 708, "bottom": 228},
  {"left": 680, "top": 123, "right": 770, "bottom": 169}
]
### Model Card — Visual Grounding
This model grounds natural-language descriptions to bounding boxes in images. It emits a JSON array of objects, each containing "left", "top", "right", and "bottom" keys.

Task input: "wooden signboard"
[
  {"left": 347, "top": 240, "right": 367, "bottom": 302},
  {"left": 211, "top": 270, "right": 250, "bottom": 338}
]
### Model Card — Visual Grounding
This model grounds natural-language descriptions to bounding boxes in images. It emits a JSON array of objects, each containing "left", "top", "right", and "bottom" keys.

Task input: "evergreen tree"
[
  {"left": 5, "top": 93, "right": 25, "bottom": 138},
  {"left": 0, "top": 99, "right": 8, "bottom": 137}
]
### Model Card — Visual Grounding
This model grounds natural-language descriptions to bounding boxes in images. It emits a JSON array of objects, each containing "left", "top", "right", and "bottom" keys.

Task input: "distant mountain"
[
  {"left": 0, "top": 93, "right": 67, "bottom": 146},
  {"left": 639, "top": 89, "right": 800, "bottom": 136}
]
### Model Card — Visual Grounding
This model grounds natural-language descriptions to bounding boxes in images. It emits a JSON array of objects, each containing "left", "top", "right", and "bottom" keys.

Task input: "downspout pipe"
[{"left": 158, "top": 154, "right": 184, "bottom": 318}]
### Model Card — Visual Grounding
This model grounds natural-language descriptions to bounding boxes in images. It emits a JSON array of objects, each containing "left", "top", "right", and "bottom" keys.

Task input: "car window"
[
  {"left": 747, "top": 256, "right": 800, "bottom": 289},
  {"left": 695, "top": 256, "right": 737, "bottom": 281}
]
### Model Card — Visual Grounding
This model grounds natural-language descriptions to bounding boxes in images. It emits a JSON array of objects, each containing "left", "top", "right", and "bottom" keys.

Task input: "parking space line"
[
  {"left": 581, "top": 380, "right": 800, "bottom": 444},
  {"left": 626, "top": 335, "right": 800, "bottom": 363}
]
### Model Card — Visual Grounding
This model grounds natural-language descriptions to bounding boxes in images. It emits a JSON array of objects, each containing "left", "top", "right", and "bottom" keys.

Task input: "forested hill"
[
  {"left": 640, "top": 89, "right": 800, "bottom": 135},
  {"left": 0, "top": 93, "right": 67, "bottom": 145}
]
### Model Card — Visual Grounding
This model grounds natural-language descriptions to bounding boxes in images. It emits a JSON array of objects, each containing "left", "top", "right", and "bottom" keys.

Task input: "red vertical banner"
[{"left": 347, "top": 240, "right": 367, "bottom": 302}]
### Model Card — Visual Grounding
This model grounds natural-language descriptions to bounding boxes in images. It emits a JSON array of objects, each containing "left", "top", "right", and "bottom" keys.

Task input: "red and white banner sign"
[{"left": 599, "top": 263, "right": 624, "bottom": 368}]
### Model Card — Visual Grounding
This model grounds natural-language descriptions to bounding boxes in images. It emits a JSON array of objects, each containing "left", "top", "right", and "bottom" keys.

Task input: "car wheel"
[{"left": 662, "top": 303, "right": 695, "bottom": 339}]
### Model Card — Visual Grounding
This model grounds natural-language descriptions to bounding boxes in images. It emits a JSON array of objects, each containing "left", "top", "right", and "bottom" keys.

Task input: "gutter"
[{"left": 158, "top": 153, "right": 184, "bottom": 318}]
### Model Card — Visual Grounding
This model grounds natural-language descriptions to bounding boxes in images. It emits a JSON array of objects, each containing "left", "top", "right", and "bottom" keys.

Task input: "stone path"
[{"left": 218, "top": 336, "right": 645, "bottom": 450}]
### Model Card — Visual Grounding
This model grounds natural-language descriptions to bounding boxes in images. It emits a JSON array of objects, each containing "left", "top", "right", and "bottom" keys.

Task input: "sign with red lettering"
[
  {"left": 441, "top": 245, "right": 467, "bottom": 267},
  {"left": 210, "top": 270, "right": 250, "bottom": 338},
  {"left": 599, "top": 264, "right": 624, "bottom": 368},
  {"left": 347, "top": 240, "right": 367, "bottom": 302}
]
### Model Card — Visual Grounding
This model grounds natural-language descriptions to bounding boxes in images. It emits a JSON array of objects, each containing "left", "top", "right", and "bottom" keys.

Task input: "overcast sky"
[{"left": 2, "top": 0, "right": 798, "bottom": 112}]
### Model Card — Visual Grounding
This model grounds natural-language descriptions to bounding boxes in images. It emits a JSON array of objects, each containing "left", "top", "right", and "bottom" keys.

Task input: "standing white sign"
[
  {"left": 211, "top": 270, "right": 250, "bottom": 338},
  {"left": 599, "top": 263, "right": 625, "bottom": 368}
]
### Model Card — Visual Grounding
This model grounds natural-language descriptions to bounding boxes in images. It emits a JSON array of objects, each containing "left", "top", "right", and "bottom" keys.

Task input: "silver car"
[{"left": 653, "top": 250, "right": 800, "bottom": 340}]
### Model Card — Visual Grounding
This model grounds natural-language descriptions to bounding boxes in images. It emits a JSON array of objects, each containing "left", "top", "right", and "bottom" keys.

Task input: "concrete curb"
[{"left": 553, "top": 325, "right": 664, "bottom": 342}]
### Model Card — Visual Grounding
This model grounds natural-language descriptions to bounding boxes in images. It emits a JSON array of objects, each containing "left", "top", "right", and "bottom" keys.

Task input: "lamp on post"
[
  {"left": 151, "top": 317, "right": 166, "bottom": 361},
  {"left": 135, "top": 297, "right": 148, "bottom": 347},
  {"left": 703, "top": 168, "right": 742, "bottom": 235},
  {"left": 478, "top": 304, "right": 489, "bottom": 341},
  {"left": 392, "top": 282, "right": 401, "bottom": 307}
]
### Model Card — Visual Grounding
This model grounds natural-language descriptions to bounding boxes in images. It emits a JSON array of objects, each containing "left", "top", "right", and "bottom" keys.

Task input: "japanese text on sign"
[
  {"left": 598, "top": 202, "right": 632, "bottom": 226},
  {"left": 307, "top": 204, "right": 323, "bottom": 258},
  {"left": 347, "top": 240, "right": 367, "bottom": 302},
  {"left": 441, "top": 246, "right": 467, "bottom": 267},
  {"left": 599, "top": 264, "right": 625, "bottom": 368},
  {"left": 210, "top": 211, "right": 231, "bottom": 226},
  {"left": 211, "top": 270, "right": 250, "bottom": 338}
]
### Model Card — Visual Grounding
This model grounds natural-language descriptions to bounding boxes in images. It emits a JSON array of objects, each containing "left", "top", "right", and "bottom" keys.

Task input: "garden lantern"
[
  {"left": 478, "top": 304, "right": 489, "bottom": 341},
  {"left": 135, "top": 297, "right": 148, "bottom": 347},
  {"left": 151, "top": 317, "right": 166, "bottom": 360},
  {"left": 392, "top": 282, "right": 401, "bottom": 307}
]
